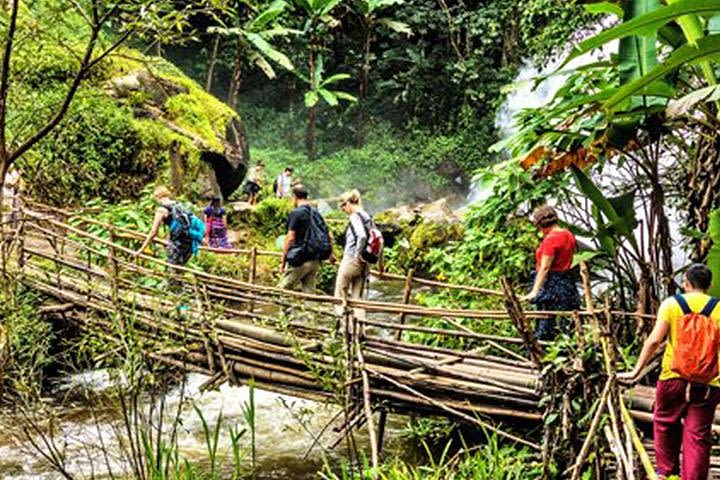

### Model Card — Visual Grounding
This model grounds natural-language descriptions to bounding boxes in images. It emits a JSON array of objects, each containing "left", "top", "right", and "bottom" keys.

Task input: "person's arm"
[
  {"left": 520, "top": 254, "right": 554, "bottom": 301},
  {"left": 350, "top": 214, "right": 368, "bottom": 256},
  {"left": 327, "top": 230, "right": 336, "bottom": 264},
  {"left": 135, "top": 208, "right": 166, "bottom": 255},
  {"left": 618, "top": 318, "right": 670, "bottom": 382},
  {"left": 281, "top": 230, "right": 296, "bottom": 271}
]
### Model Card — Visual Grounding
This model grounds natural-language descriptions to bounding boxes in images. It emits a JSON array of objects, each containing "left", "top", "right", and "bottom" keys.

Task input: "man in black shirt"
[{"left": 279, "top": 185, "right": 333, "bottom": 292}]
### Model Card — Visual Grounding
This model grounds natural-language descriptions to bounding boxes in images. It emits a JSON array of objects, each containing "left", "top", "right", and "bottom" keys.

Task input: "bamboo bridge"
[{"left": 2, "top": 199, "right": 720, "bottom": 476}]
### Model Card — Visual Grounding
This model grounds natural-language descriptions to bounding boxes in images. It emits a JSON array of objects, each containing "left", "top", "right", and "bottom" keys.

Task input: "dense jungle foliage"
[{"left": 6, "top": 0, "right": 720, "bottom": 478}]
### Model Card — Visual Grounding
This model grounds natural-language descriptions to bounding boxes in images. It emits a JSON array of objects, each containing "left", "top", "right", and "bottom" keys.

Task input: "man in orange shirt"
[{"left": 620, "top": 264, "right": 720, "bottom": 480}]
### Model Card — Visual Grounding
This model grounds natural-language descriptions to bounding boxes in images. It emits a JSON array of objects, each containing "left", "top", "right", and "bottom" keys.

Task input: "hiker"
[
  {"left": 243, "top": 160, "right": 265, "bottom": 205},
  {"left": 204, "top": 196, "right": 232, "bottom": 249},
  {"left": 279, "top": 185, "right": 333, "bottom": 293},
  {"left": 334, "top": 190, "right": 383, "bottom": 319},
  {"left": 274, "top": 166, "right": 293, "bottom": 199},
  {"left": 520, "top": 205, "right": 580, "bottom": 340},
  {"left": 2, "top": 164, "right": 21, "bottom": 225},
  {"left": 135, "top": 187, "right": 204, "bottom": 284},
  {"left": 619, "top": 264, "right": 720, "bottom": 480}
]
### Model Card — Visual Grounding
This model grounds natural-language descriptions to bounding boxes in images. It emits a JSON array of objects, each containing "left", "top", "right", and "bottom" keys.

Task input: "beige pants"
[
  {"left": 279, "top": 260, "right": 320, "bottom": 293},
  {"left": 334, "top": 257, "right": 368, "bottom": 320}
]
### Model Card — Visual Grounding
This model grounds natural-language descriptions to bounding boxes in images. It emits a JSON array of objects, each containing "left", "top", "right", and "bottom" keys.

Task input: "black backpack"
[{"left": 287, "top": 205, "right": 332, "bottom": 267}]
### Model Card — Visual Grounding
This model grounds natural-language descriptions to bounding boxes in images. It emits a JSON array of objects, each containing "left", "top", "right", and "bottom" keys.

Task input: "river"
[{"left": 0, "top": 280, "right": 418, "bottom": 479}]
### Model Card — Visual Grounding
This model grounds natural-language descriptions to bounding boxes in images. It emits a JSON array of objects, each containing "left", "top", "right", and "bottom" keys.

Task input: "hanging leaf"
[
  {"left": 245, "top": 32, "right": 295, "bottom": 71},
  {"left": 247, "top": 0, "right": 288, "bottom": 31},
  {"left": 667, "top": 84, "right": 720, "bottom": 116},
  {"left": 249, "top": 51, "right": 277, "bottom": 79},
  {"left": 584, "top": 2, "right": 624, "bottom": 18},
  {"left": 376, "top": 17, "right": 412, "bottom": 36},
  {"left": 604, "top": 34, "right": 720, "bottom": 113},
  {"left": 563, "top": 0, "right": 720, "bottom": 66},
  {"left": 305, "top": 90, "right": 320, "bottom": 107},
  {"left": 318, "top": 88, "right": 338, "bottom": 106},
  {"left": 333, "top": 91, "right": 357, "bottom": 102}
]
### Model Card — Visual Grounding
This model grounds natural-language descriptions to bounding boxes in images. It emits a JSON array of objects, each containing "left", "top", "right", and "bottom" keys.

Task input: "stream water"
[{"left": 0, "top": 280, "right": 418, "bottom": 480}]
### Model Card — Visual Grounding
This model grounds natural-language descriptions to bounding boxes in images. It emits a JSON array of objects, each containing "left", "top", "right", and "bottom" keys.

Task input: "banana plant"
[
  {"left": 301, "top": 54, "right": 357, "bottom": 108},
  {"left": 292, "top": 0, "right": 345, "bottom": 158},
  {"left": 353, "top": 0, "right": 411, "bottom": 145},
  {"left": 209, "top": 0, "right": 298, "bottom": 109}
]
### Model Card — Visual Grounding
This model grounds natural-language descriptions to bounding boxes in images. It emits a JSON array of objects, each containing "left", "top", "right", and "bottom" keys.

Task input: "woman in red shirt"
[{"left": 521, "top": 205, "right": 580, "bottom": 340}]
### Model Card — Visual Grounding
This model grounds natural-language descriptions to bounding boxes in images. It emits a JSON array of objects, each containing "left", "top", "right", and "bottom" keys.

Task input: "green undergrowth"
[
  {"left": 321, "top": 433, "right": 541, "bottom": 480},
  {"left": 0, "top": 287, "right": 55, "bottom": 400},
  {"left": 244, "top": 107, "right": 481, "bottom": 210}
]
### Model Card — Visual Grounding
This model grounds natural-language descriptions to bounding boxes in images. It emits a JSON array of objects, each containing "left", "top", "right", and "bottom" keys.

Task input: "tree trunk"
[
  {"left": 228, "top": 42, "right": 243, "bottom": 111},
  {"left": 687, "top": 125, "right": 720, "bottom": 260},
  {"left": 306, "top": 29, "right": 317, "bottom": 160},
  {"left": 206, "top": 35, "right": 220, "bottom": 92},
  {"left": 355, "top": 22, "right": 372, "bottom": 148}
]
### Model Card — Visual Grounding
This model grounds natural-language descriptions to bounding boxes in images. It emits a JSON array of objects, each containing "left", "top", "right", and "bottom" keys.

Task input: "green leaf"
[
  {"left": 572, "top": 250, "right": 605, "bottom": 267},
  {"left": 305, "top": 90, "right": 319, "bottom": 107},
  {"left": 247, "top": 0, "right": 288, "bottom": 31},
  {"left": 245, "top": 32, "right": 295, "bottom": 71},
  {"left": 584, "top": 2, "right": 624, "bottom": 18},
  {"left": 376, "top": 17, "right": 412, "bottom": 35},
  {"left": 321, "top": 72, "right": 351, "bottom": 86},
  {"left": 605, "top": 34, "right": 720, "bottom": 113},
  {"left": 563, "top": 0, "right": 720, "bottom": 66},
  {"left": 666, "top": 0, "right": 717, "bottom": 85},
  {"left": 332, "top": 90, "right": 357, "bottom": 103},
  {"left": 249, "top": 51, "right": 277, "bottom": 79},
  {"left": 318, "top": 88, "right": 338, "bottom": 106},
  {"left": 570, "top": 164, "right": 638, "bottom": 245},
  {"left": 667, "top": 84, "right": 720, "bottom": 115}
]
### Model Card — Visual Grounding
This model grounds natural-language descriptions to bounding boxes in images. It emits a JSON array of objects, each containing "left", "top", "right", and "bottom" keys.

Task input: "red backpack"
[{"left": 671, "top": 295, "right": 720, "bottom": 384}]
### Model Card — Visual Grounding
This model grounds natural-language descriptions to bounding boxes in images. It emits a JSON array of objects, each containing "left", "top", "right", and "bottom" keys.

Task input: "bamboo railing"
[{"left": 4, "top": 199, "right": 714, "bottom": 474}]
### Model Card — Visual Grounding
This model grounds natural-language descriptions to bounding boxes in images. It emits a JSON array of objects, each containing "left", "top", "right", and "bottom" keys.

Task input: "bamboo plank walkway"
[{"left": 2, "top": 200, "right": 719, "bottom": 471}]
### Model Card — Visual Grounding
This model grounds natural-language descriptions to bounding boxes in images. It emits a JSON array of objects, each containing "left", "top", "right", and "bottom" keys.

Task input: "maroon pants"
[{"left": 654, "top": 379, "right": 720, "bottom": 479}]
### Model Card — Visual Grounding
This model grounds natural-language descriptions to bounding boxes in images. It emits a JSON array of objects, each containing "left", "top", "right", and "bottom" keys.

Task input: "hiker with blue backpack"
[
  {"left": 619, "top": 264, "right": 720, "bottom": 480},
  {"left": 135, "top": 186, "right": 205, "bottom": 283},
  {"left": 334, "top": 190, "right": 383, "bottom": 320},
  {"left": 279, "top": 185, "right": 334, "bottom": 293}
]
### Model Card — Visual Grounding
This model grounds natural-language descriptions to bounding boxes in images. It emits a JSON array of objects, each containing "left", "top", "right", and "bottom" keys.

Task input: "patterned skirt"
[
  {"left": 208, "top": 218, "right": 232, "bottom": 249},
  {"left": 531, "top": 269, "right": 581, "bottom": 340}
]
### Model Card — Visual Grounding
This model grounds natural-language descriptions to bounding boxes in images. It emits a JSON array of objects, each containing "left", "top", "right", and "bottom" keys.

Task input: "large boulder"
[{"left": 18, "top": 44, "right": 248, "bottom": 205}]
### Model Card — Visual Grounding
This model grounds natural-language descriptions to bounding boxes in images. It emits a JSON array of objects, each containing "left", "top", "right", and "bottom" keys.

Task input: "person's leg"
[
  {"left": 279, "top": 265, "right": 305, "bottom": 291},
  {"left": 300, "top": 260, "right": 320, "bottom": 293},
  {"left": 348, "top": 259, "right": 367, "bottom": 321},
  {"left": 680, "top": 385, "right": 720, "bottom": 480},
  {"left": 653, "top": 379, "right": 686, "bottom": 478},
  {"left": 334, "top": 258, "right": 353, "bottom": 315},
  {"left": 534, "top": 315, "right": 556, "bottom": 341}
]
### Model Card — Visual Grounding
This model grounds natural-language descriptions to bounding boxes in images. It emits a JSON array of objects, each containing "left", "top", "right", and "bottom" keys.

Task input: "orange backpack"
[{"left": 671, "top": 295, "right": 720, "bottom": 384}]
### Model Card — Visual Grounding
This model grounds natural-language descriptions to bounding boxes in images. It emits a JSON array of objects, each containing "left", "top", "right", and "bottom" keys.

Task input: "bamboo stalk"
[
  {"left": 619, "top": 398, "right": 659, "bottom": 480},
  {"left": 367, "top": 368, "right": 540, "bottom": 450},
  {"left": 355, "top": 318, "right": 379, "bottom": 468},
  {"left": 568, "top": 378, "right": 613, "bottom": 480}
]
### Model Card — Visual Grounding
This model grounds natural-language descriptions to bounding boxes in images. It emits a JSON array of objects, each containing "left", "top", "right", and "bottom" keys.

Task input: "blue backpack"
[{"left": 168, "top": 203, "right": 206, "bottom": 255}]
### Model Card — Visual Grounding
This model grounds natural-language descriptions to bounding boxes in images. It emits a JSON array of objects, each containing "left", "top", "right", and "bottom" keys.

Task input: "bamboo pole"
[
  {"left": 568, "top": 378, "right": 613, "bottom": 480},
  {"left": 355, "top": 316, "right": 379, "bottom": 468},
  {"left": 395, "top": 268, "right": 414, "bottom": 341},
  {"left": 619, "top": 398, "right": 658, "bottom": 480},
  {"left": 367, "top": 368, "right": 540, "bottom": 450}
]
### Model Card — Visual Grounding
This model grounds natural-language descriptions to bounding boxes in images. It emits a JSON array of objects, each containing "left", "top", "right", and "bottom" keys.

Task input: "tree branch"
[{"left": 0, "top": 0, "right": 20, "bottom": 160}]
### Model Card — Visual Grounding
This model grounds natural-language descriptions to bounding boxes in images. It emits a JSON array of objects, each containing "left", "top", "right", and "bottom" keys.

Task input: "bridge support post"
[
  {"left": 375, "top": 268, "right": 415, "bottom": 456},
  {"left": 108, "top": 227, "right": 119, "bottom": 308},
  {"left": 248, "top": 246, "right": 257, "bottom": 312}
]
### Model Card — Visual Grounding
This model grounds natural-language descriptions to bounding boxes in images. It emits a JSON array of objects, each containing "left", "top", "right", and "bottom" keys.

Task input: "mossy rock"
[
  {"left": 395, "top": 220, "right": 465, "bottom": 276},
  {"left": 13, "top": 25, "right": 249, "bottom": 205}
]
